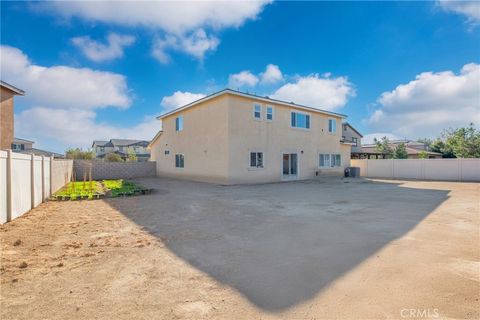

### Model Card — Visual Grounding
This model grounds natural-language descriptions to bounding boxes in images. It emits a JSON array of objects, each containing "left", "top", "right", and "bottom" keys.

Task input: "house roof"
[
  {"left": 148, "top": 130, "right": 163, "bottom": 149},
  {"left": 92, "top": 139, "right": 149, "bottom": 148},
  {"left": 0, "top": 81, "right": 25, "bottom": 95},
  {"left": 342, "top": 122, "right": 363, "bottom": 137},
  {"left": 17, "top": 148, "right": 64, "bottom": 158},
  {"left": 156, "top": 88, "right": 348, "bottom": 120},
  {"left": 13, "top": 137, "right": 35, "bottom": 144}
]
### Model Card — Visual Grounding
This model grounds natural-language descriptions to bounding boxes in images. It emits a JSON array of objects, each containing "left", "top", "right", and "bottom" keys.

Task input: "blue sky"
[{"left": 1, "top": 1, "right": 479, "bottom": 152}]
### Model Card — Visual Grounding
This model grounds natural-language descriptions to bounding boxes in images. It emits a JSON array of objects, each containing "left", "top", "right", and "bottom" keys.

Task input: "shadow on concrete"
[{"left": 104, "top": 177, "right": 449, "bottom": 312}]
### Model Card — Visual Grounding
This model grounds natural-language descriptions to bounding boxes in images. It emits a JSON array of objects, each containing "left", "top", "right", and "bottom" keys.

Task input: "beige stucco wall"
[
  {"left": 150, "top": 92, "right": 351, "bottom": 184},
  {"left": 0, "top": 87, "right": 15, "bottom": 150},
  {"left": 152, "top": 95, "right": 231, "bottom": 184},
  {"left": 227, "top": 94, "right": 349, "bottom": 183}
]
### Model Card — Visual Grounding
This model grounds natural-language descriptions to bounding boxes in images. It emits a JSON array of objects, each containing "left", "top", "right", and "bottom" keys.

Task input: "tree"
[
  {"left": 418, "top": 151, "right": 429, "bottom": 159},
  {"left": 393, "top": 143, "right": 408, "bottom": 159},
  {"left": 442, "top": 123, "right": 480, "bottom": 158},
  {"left": 127, "top": 149, "right": 137, "bottom": 162},
  {"left": 374, "top": 136, "right": 393, "bottom": 158},
  {"left": 65, "top": 148, "right": 94, "bottom": 160},
  {"left": 417, "top": 138, "right": 433, "bottom": 149},
  {"left": 105, "top": 153, "right": 123, "bottom": 162}
]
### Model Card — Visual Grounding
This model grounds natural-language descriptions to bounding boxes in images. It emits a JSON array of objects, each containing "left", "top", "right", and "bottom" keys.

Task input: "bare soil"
[{"left": 1, "top": 178, "right": 479, "bottom": 319}]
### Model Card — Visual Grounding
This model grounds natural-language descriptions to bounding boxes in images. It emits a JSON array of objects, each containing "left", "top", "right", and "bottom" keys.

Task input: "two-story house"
[
  {"left": 92, "top": 139, "right": 150, "bottom": 161},
  {"left": 341, "top": 122, "right": 363, "bottom": 158},
  {"left": 1, "top": 81, "right": 25, "bottom": 150},
  {"left": 11, "top": 137, "right": 64, "bottom": 158},
  {"left": 149, "top": 89, "right": 352, "bottom": 184}
]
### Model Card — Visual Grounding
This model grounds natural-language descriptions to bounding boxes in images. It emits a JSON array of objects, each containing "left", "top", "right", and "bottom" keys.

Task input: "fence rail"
[
  {"left": 351, "top": 159, "right": 480, "bottom": 182},
  {"left": 0, "top": 150, "right": 73, "bottom": 224}
]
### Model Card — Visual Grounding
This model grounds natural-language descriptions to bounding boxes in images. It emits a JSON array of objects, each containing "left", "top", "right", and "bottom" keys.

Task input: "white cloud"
[
  {"left": 366, "top": 63, "right": 480, "bottom": 139},
  {"left": 40, "top": 1, "right": 271, "bottom": 33},
  {"left": 15, "top": 107, "right": 160, "bottom": 152},
  {"left": 71, "top": 32, "right": 135, "bottom": 62},
  {"left": 0, "top": 45, "right": 131, "bottom": 109},
  {"left": 38, "top": 1, "right": 271, "bottom": 63},
  {"left": 2, "top": 45, "right": 158, "bottom": 152},
  {"left": 152, "top": 29, "right": 219, "bottom": 64},
  {"left": 260, "top": 64, "right": 283, "bottom": 84},
  {"left": 271, "top": 74, "right": 356, "bottom": 110},
  {"left": 229, "top": 70, "right": 259, "bottom": 88},
  {"left": 438, "top": 0, "right": 480, "bottom": 25},
  {"left": 160, "top": 91, "right": 206, "bottom": 112}
]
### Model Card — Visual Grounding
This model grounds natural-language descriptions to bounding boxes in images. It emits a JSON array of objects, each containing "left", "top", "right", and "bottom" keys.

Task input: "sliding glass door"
[{"left": 282, "top": 153, "right": 298, "bottom": 179}]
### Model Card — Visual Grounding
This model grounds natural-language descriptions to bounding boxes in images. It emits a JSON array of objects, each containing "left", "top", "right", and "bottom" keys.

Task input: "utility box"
[{"left": 344, "top": 167, "right": 360, "bottom": 178}]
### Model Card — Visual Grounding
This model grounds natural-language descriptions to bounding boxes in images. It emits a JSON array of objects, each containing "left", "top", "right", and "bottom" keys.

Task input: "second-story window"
[
  {"left": 291, "top": 112, "right": 310, "bottom": 129},
  {"left": 266, "top": 106, "right": 273, "bottom": 121},
  {"left": 328, "top": 119, "right": 337, "bottom": 133},
  {"left": 176, "top": 115, "right": 184, "bottom": 131},
  {"left": 253, "top": 104, "right": 262, "bottom": 119},
  {"left": 352, "top": 137, "right": 358, "bottom": 147}
]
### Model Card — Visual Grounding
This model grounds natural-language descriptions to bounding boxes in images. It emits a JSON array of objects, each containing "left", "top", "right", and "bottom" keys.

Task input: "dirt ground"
[{"left": 1, "top": 177, "right": 479, "bottom": 319}]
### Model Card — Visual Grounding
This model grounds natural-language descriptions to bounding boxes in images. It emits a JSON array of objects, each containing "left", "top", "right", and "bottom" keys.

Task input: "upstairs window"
[
  {"left": 11, "top": 143, "right": 24, "bottom": 151},
  {"left": 352, "top": 137, "right": 358, "bottom": 147},
  {"left": 328, "top": 119, "right": 337, "bottom": 133},
  {"left": 253, "top": 104, "right": 262, "bottom": 119},
  {"left": 291, "top": 112, "right": 310, "bottom": 129},
  {"left": 266, "top": 106, "right": 274, "bottom": 121},
  {"left": 250, "top": 152, "right": 264, "bottom": 168},
  {"left": 175, "top": 154, "right": 184, "bottom": 168},
  {"left": 176, "top": 116, "right": 184, "bottom": 131}
]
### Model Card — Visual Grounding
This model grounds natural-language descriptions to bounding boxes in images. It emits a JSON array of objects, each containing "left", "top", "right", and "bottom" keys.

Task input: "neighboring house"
[
  {"left": 0, "top": 81, "right": 25, "bottom": 150},
  {"left": 149, "top": 89, "right": 352, "bottom": 184},
  {"left": 12, "top": 137, "right": 64, "bottom": 158},
  {"left": 341, "top": 122, "right": 363, "bottom": 155},
  {"left": 358, "top": 140, "right": 443, "bottom": 159},
  {"left": 92, "top": 139, "right": 150, "bottom": 161}
]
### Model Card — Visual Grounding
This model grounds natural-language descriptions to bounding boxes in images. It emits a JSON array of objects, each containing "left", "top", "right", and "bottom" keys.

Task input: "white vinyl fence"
[
  {"left": 351, "top": 159, "right": 480, "bottom": 182},
  {"left": 0, "top": 150, "right": 73, "bottom": 224}
]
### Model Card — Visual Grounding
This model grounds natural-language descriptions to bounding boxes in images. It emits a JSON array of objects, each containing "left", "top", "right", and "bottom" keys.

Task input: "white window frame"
[
  {"left": 266, "top": 105, "right": 274, "bottom": 121},
  {"left": 175, "top": 153, "right": 184, "bottom": 168},
  {"left": 328, "top": 118, "right": 337, "bottom": 134},
  {"left": 319, "top": 153, "right": 341, "bottom": 168},
  {"left": 253, "top": 103, "right": 262, "bottom": 120},
  {"left": 175, "top": 115, "right": 184, "bottom": 132},
  {"left": 319, "top": 154, "right": 331, "bottom": 168},
  {"left": 249, "top": 151, "right": 264, "bottom": 170},
  {"left": 290, "top": 110, "right": 311, "bottom": 130}
]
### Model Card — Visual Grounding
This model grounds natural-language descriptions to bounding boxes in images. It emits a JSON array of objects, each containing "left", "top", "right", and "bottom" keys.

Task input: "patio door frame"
[{"left": 281, "top": 152, "right": 299, "bottom": 181}]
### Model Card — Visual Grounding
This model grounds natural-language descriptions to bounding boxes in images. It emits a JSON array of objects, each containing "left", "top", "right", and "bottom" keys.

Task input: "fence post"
[
  {"left": 31, "top": 154, "right": 35, "bottom": 209},
  {"left": 41, "top": 155, "right": 45, "bottom": 202},
  {"left": 50, "top": 155, "right": 54, "bottom": 196},
  {"left": 6, "top": 150, "right": 13, "bottom": 222},
  {"left": 392, "top": 159, "right": 395, "bottom": 179}
]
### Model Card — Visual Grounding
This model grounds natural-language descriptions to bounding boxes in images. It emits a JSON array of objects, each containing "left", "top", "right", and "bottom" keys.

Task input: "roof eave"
[{"left": 0, "top": 81, "right": 25, "bottom": 95}]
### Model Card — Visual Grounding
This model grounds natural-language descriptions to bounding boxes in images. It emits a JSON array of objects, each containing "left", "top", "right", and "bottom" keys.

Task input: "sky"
[{"left": 1, "top": 1, "right": 479, "bottom": 153}]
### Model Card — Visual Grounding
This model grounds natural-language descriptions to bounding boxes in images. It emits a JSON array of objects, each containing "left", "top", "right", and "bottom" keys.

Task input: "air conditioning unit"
[{"left": 344, "top": 167, "right": 360, "bottom": 178}]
